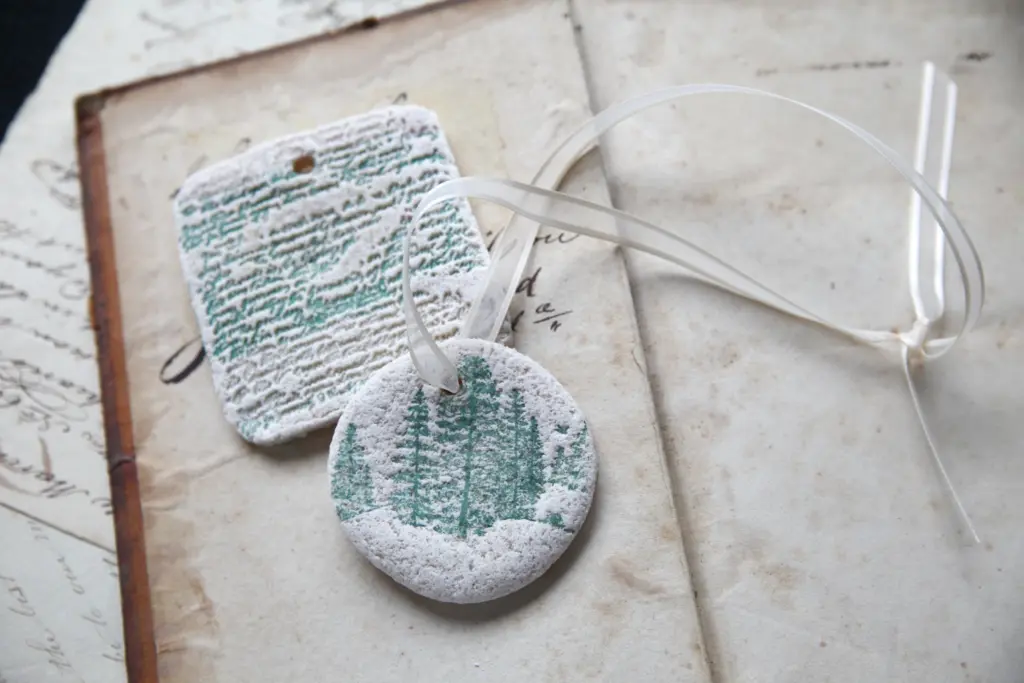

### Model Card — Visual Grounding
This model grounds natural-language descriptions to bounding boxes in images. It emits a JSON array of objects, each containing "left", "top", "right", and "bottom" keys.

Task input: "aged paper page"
[
  {"left": 1, "top": 0, "right": 431, "bottom": 556},
  {"left": 95, "top": 1, "right": 708, "bottom": 681},
  {"left": 0, "top": 1, "right": 440, "bottom": 680},
  {"left": 573, "top": 0, "right": 1024, "bottom": 680},
  {"left": 0, "top": 504, "right": 124, "bottom": 682}
]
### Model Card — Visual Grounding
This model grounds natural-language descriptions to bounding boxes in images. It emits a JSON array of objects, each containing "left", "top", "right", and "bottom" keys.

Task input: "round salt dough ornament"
[{"left": 329, "top": 337, "right": 597, "bottom": 603}]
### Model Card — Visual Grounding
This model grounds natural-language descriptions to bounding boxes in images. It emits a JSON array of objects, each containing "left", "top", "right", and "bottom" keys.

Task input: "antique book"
[
  {"left": 77, "top": 0, "right": 1024, "bottom": 681},
  {"left": 76, "top": 1, "right": 708, "bottom": 681}
]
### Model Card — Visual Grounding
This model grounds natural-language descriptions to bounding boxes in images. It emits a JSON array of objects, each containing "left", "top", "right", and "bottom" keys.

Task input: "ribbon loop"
[{"left": 400, "top": 64, "right": 985, "bottom": 540}]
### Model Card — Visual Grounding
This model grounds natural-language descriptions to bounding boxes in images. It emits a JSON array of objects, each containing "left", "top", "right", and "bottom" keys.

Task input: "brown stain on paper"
[
  {"left": 580, "top": 555, "right": 677, "bottom": 678},
  {"left": 716, "top": 526, "right": 806, "bottom": 610},
  {"left": 756, "top": 562, "right": 803, "bottom": 606},
  {"left": 607, "top": 556, "right": 665, "bottom": 596},
  {"left": 138, "top": 459, "right": 220, "bottom": 681}
]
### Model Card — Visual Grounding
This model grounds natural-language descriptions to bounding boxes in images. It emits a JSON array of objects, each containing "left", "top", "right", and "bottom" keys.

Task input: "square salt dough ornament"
[{"left": 174, "top": 106, "right": 495, "bottom": 445}]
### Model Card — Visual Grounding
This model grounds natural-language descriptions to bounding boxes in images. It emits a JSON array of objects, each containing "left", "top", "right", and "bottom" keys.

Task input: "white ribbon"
[{"left": 401, "top": 64, "right": 984, "bottom": 541}]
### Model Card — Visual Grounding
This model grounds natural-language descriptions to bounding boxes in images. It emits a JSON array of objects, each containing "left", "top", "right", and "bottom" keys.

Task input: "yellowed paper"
[
  {"left": 0, "top": 0, "right": 443, "bottom": 679},
  {"left": 95, "top": 1, "right": 708, "bottom": 681},
  {"left": 573, "top": 1, "right": 1024, "bottom": 680},
  {"left": 0, "top": 504, "right": 124, "bottom": 683}
]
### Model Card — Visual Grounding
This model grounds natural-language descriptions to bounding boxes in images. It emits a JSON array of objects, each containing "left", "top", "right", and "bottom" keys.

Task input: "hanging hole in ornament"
[
  {"left": 440, "top": 376, "right": 464, "bottom": 396},
  {"left": 292, "top": 153, "right": 315, "bottom": 174}
]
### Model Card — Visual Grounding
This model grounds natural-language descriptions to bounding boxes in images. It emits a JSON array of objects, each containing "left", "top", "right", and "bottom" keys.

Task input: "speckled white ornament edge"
[{"left": 329, "top": 338, "right": 597, "bottom": 603}]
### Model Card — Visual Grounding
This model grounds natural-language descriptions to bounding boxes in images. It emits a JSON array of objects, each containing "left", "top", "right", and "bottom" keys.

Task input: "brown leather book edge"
[
  {"left": 75, "top": 91, "right": 160, "bottom": 683},
  {"left": 71, "top": 4, "right": 477, "bottom": 680}
]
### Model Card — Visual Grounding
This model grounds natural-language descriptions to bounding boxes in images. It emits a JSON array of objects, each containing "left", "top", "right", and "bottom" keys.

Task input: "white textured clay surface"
[
  {"left": 174, "top": 106, "right": 493, "bottom": 445},
  {"left": 329, "top": 338, "right": 597, "bottom": 604}
]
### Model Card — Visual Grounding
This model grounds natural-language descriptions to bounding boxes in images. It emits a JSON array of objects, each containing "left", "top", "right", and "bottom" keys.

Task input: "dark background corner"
[{"left": 1, "top": 0, "right": 87, "bottom": 142}]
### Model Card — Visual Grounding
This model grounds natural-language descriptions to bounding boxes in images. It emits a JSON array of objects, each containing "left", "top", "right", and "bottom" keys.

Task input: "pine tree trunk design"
[
  {"left": 390, "top": 386, "right": 434, "bottom": 527},
  {"left": 457, "top": 356, "right": 504, "bottom": 536},
  {"left": 433, "top": 383, "right": 465, "bottom": 535},
  {"left": 550, "top": 425, "right": 570, "bottom": 489},
  {"left": 493, "top": 391, "right": 549, "bottom": 524},
  {"left": 332, "top": 422, "right": 375, "bottom": 520},
  {"left": 522, "top": 416, "right": 545, "bottom": 509},
  {"left": 501, "top": 389, "right": 527, "bottom": 519},
  {"left": 550, "top": 423, "right": 590, "bottom": 492},
  {"left": 568, "top": 425, "right": 590, "bottom": 491}
]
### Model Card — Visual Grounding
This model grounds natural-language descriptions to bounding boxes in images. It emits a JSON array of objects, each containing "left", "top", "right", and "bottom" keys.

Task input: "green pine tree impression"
[
  {"left": 335, "top": 355, "right": 591, "bottom": 536},
  {"left": 433, "top": 383, "right": 468, "bottom": 535},
  {"left": 521, "top": 416, "right": 545, "bottom": 507},
  {"left": 455, "top": 356, "right": 505, "bottom": 536},
  {"left": 550, "top": 425, "right": 570, "bottom": 489},
  {"left": 390, "top": 386, "right": 435, "bottom": 527},
  {"left": 550, "top": 424, "right": 590, "bottom": 492},
  {"left": 500, "top": 389, "right": 530, "bottom": 520},
  {"left": 332, "top": 422, "right": 375, "bottom": 520},
  {"left": 569, "top": 426, "right": 590, "bottom": 490}
]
